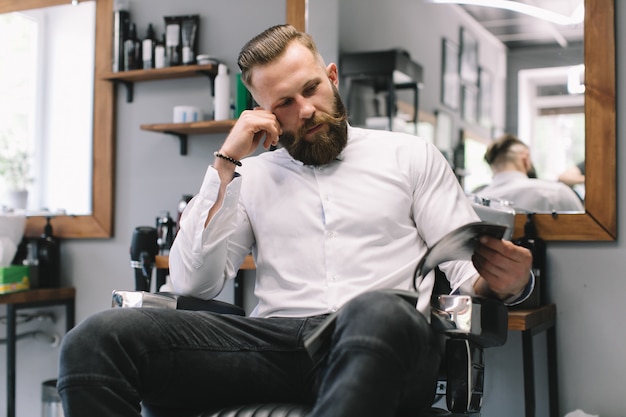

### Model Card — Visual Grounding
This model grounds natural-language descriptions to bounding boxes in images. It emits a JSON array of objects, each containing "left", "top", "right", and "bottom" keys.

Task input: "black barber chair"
[{"left": 112, "top": 287, "right": 507, "bottom": 417}]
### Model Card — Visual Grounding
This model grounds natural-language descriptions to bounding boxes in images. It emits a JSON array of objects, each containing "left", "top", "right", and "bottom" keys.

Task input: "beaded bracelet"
[{"left": 213, "top": 151, "right": 242, "bottom": 167}]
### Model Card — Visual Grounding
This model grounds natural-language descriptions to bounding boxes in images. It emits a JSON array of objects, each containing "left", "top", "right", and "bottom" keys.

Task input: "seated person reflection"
[
  {"left": 57, "top": 25, "right": 533, "bottom": 417},
  {"left": 476, "top": 134, "right": 584, "bottom": 213}
]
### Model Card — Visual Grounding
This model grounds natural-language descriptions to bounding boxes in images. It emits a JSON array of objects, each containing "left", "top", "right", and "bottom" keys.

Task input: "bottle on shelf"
[
  {"left": 214, "top": 63, "right": 231, "bottom": 121},
  {"left": 142, "top": 23, "right": 156, "bottom": 70},
  {"left": 123, "top": 23, "right": 142, "bottom": 71},
  {"left": 154, "top": 34, "right": 167, "bottom": 69},
  {"left": 165, "top": 17, "right": 181, "bottom": 66},
  {"left": 112, "top": 0, "right": 130, "bottom": 72},
  {"left": 21, "top": 239, "right": 40, "bottom": 289},
  {"left": 37, "top": 217, "right": 61, "bottom": 288}
]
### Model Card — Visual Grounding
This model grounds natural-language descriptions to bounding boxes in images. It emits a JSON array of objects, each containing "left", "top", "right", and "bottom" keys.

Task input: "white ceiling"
[{"left": 456, "top": 0, "right": 584, "bottom": 49}]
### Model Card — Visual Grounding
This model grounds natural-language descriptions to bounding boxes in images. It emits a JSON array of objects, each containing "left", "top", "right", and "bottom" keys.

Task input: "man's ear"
[
  {"left": 327, "top": 63, "right": 339, "bottom": 87},
  {"left": 521, "top": 151, "right": 533, "bottom": 173}
]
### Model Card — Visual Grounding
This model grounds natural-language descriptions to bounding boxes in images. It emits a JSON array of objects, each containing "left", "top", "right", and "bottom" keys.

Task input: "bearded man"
[{"left": 57, "top": 25, "right": 532, "bottom": 417}]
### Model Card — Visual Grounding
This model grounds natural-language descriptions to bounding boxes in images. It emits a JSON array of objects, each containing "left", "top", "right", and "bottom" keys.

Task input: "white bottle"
[
  {"left": 214, "top": 64, "right": 231, "bottom": 121},
  {"left": 154, "top": 35, "right": 166, "bottom": 69}
]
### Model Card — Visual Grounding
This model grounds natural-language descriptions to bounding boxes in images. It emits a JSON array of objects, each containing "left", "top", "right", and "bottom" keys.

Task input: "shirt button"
[{"left": 331, "top": 305, "right": 338, "bottom": 312}]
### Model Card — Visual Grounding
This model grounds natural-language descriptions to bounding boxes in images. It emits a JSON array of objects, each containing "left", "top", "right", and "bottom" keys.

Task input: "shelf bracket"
[
  {"left": 164, "top": 131, "right": 188, "bottom": 155},
  {"left": 113, "top": 80, "right": 134, "bottom": 103},
  {"left": 196, "top": 70, "right": 217, "bottom": 96}
]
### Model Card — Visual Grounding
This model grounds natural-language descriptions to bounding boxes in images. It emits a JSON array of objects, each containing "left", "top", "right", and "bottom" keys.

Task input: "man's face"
[
  {"left": 248, "top": 42, "right": 348, "bottom": 165},
  {"left": 278, "top": 85, "right": 348, "bottom": 165}
]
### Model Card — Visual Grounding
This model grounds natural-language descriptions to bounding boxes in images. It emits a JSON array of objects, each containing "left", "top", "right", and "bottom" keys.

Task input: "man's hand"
[
  {"left": 472, "top": 235, "right": 532, "bottom": 301},
  {"left": 219, "top": 108, "right": 282, "bottom": 161}
]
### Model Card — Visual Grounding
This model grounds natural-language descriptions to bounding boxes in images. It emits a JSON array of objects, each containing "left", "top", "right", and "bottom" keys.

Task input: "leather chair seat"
[
  {"left": 202, "top": 403, "right": 310, "bottom": 417},
  {"left": 201, "top": 404, "right": 474, "bottom": 417}
]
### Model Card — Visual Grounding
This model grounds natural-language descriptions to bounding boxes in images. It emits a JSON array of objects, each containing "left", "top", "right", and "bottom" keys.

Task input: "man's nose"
[{"left": 297, "top": 96, "right": 315, "bottom": 120}]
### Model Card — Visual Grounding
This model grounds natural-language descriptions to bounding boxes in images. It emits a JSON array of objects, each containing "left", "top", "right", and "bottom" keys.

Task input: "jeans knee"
[
  {"left": 335, "top": 291, "right": 433, "bottom": 362},
  {"left": 60, "top": 309, "right": 139, "bottom": 375}
]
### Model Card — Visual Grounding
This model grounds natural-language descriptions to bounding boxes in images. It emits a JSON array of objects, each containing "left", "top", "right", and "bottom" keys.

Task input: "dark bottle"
[
  {"left": 156, "top": 211, "right": 176, "bottom": 255},
  {"left": 123, "top": 23, "right": 142, "bottom": 71},
  {"left": 142, "top": 23, "right": 156, "bottom": 69},
  {"left": 512, "top": 214, "right": 546, "bottom": 309},
  {"left": 176, "top": 194, "right": 193, "bottom": 234},
  {"left": 38, "top": 217, "right": 61, "bottom": 288}
]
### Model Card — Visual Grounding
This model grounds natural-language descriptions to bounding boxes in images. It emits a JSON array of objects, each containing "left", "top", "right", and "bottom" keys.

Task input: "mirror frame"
[
  {"left": 511, "top": 0, "right": 615, "bottom": 241},
  {"left": 0, "top": 0, "right": 114, "bottom": 238},
  {"left": 287, "top": 0, "right": 616, "bottom": 241}
]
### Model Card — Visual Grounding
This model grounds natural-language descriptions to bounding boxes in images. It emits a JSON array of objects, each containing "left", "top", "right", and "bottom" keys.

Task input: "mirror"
[
  {"left": 0, "top": 0, "right": 114, "bottom": 238},
  {"left": 516, "top": 0, "right": 615, "bottom": 241},
  {"left": 290, "top": 0, "right": 615, "bottom": 241}
]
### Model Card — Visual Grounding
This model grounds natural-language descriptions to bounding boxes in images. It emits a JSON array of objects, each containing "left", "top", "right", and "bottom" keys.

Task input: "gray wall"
[{"left": 0, "top": 1, "right": 624, "bottom": 416}]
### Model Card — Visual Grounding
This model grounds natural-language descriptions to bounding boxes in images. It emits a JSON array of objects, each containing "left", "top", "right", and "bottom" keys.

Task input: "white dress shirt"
[
  {"left": 169, "top": 126, "right": 482, "bottom": 318},
  {"left": 476, "top": 171, "right": 584, "bottom": 213}
]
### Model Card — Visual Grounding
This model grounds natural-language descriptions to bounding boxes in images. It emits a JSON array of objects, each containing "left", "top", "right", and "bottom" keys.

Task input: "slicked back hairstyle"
[{"left": 238, "top": 24, "right": 324, "bottom": 89}]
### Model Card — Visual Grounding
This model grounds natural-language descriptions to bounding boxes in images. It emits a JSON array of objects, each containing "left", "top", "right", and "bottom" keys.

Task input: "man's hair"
[
  {"left": 238, "top": 24, "right": 323, "bottom": 88},
  {"left": 484, "top": 133, "right": 528, "bottom": 166}
]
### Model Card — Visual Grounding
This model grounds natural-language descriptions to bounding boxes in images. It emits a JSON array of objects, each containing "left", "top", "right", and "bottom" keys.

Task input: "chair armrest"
[
  {"left": 111, "top": 290, "right": 246, "bottom": 316},
  {"left": 430, "top": 295, "right": 508, "bottom": 414},
  {"left": 431, "top": 294, "right": 508, "bottom": 348}
]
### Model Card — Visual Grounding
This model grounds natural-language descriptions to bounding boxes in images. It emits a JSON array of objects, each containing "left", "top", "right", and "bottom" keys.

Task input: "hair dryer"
[{"left": 130, "top": 226, "right": 159, "bottom": 291}]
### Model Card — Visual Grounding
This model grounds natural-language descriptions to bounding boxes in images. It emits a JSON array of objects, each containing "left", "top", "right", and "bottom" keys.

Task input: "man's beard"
[{"left": 279, "top": 86, "right": 348, "bottom": 166}]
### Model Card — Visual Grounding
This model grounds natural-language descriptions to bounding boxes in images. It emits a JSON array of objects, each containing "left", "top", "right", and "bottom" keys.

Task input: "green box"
[{"left": 0, "top": 266, "right": 30, "bottom": 294}]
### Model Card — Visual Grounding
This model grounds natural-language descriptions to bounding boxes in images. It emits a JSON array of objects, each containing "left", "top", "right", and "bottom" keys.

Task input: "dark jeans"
[{"left": 57, "top": 291, "right": 441, "bottom": 417}]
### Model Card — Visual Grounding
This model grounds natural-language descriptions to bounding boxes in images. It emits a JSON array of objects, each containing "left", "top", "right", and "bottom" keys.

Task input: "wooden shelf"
[
  {"left": 101, "top": 63, "right": 218, "bottom": 83},
  {"left": 141, "top": 120, "right": 236, "bottom": 155},
  {"left": 0, "top": 287, "right": 76, "bottom": 304},
  {"left": 101, "top": 64, "right": 218, "bottom": 102},
  {"left": 507, "top": 303, "right": 556, "bottom": 332},
  {"left": 155, "top": 254, "right": 255, "bottom": 270},
  {"left": 141, "top": 120, "right": 236, "bottom": 135}
]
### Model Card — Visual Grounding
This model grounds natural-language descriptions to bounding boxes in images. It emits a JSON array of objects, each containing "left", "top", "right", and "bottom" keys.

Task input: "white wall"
[{"left": 1, "top": 1, "right": 624, "bottom": 416}]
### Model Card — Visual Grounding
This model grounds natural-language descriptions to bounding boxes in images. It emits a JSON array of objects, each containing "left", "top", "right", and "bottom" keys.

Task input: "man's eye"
[
  {"left": 304, "top": 85, "right": 318, "bottom": 96},
  {"left": 278, "top": 99, "right": 293, "bottom": 108}
]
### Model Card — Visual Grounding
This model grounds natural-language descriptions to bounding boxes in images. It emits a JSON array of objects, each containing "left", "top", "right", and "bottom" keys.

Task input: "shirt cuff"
[
  {"left": 502, "top": 270, "right": 536, "bottom": 306},
  {"left": 452, "top": 270, "right": 535, "bottom": 306}
]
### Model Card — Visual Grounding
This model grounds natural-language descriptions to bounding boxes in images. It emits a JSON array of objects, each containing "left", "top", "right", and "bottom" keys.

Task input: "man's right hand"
[{"left": 218, "top": 108, "right": 282, "bottom": 162}]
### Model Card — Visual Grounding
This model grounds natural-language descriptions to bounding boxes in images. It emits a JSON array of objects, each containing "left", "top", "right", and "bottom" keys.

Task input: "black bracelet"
[{"left": 213, "top": 151, "right": 242, "bottom": 167}]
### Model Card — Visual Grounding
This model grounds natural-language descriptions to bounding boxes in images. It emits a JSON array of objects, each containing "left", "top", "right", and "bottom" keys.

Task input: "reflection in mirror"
[
  {"left": 459, "top": 129, "right": 490, "bottom": 194},
  {"left": 0, "top": 2, "right": 94, "bottom": 214},
  {"left": 464, "top": 130, "right": 585, "bottom": 214},
  {"left": 335, "top": 0, "right": 615, "bottom": 240},
  {"left": 518, "top": 65, "right": 585, "bottom": 200}
]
